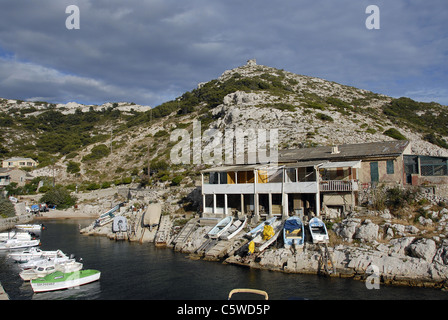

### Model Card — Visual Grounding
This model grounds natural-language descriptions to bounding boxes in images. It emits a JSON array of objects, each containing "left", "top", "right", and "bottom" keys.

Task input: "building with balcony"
[{"left": 201, "top": 140, "right": 448, "bottom": 220}]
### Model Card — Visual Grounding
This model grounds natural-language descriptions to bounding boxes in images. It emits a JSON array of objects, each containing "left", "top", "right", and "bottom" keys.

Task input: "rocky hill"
[{"left": 1, "top": 59, "right": 448, "bottom": 192}]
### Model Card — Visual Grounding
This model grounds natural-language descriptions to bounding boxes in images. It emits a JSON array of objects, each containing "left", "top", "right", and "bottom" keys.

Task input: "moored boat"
[
  {"left": 8, "top": 248, "right": 63, "bottom": 263},
  {"left": 31, "top": 269, "right": 101, "bottom": 293},
  {"left": 308, "top": 217, "right": 329, "bottom": 243},
  {"left": 21, "top": 251, "right": 72, "bottom": 270},
  {"left": 20, "top": 259, "right": 83, "bottom": 281},
  {"left": 283, "top": 216, "right": 304, "bottom": 248},
  {"left": 15, "top": 224, "right": 44, "bottom": 232},
  {"left": 0, "top": 231, "right": 32, "bottom": 242},
  {"left": 208, "top": 216, "right": 233, "bottom": 239},
  {"left": 0, "top": 239, "right": 40, "bottom": 251}
]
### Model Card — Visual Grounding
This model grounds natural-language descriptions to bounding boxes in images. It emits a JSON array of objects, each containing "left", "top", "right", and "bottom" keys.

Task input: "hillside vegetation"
[{"left": 0, "top": 61, "right": 447, "bottom": 192}]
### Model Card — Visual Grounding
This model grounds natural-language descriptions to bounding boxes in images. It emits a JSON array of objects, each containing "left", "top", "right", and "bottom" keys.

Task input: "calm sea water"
[{"left": 1, "top": 219, "right": 447, "bottom": 301}]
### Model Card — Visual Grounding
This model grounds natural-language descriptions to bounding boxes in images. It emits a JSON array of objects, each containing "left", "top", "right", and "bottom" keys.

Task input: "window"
[
  {"left": 420, "top": 156, "right": 448, "bottom": 176},
  {"left": 386, "top": 160, "right": 394, "bottom": 174}
]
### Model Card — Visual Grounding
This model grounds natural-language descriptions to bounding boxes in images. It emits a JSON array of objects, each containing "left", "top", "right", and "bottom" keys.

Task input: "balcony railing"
[{"left": 320, "top": 180, "right": 357, "bottom": 192}]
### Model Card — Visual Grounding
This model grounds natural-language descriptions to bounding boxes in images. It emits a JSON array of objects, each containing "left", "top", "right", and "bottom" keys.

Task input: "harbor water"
[{"left": 1, "top": 219, "right": 448, "bottom": 300}]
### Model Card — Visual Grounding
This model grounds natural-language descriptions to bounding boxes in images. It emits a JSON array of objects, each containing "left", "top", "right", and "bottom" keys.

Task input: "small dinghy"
[
  {"left": 208, "top": 216, "right": 233, "bottom": 239},
  {"left": 308, "top": 217, "right": 329, "bottom": 243},
  {"left": 283, "top": 216, "right": 305, "bottom": 248},
  {"left": 249, "top": 219, "right": 283, "bottom": 253},
  {"left": 244, "top": 217, "right": 277, "bottom": 240},
  {"left": 220, "top": 216, "right": 247, "bottom": 240}
]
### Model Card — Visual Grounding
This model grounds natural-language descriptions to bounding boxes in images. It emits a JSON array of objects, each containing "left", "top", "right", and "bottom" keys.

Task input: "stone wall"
[{"left": 0, "top": 214, "right": 34, "bottom": 232}]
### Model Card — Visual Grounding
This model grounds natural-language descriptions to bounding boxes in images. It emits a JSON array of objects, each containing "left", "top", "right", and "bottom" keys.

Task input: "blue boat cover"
[{"left": 284, "top": 219, "right": 301, "bottom": 232}]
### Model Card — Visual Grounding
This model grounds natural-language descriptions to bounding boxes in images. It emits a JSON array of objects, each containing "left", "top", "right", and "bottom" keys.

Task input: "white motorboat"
[
  {"left": 20, "top": 259, "right": 83, "bottom": 281},
  {"left": 20, "top": 262, "right": 57, "bottom": 281},
  {"left": 0, "top": 239, "right": 40, "bottom": 251},
  {"left": 15, "top": 224, "right": 44, "bottom": 232},
  {"left": 8, "top": 248, "right": 63, "bottom": 263},
  {"left": 21, "top": 252, "right": 71, "bottom": 269},
  {"left": 208, "top": 216, "right": 233, "bottom": 239},
  {"left": 0, "top": 231, "right": 32, "bottom": 242}
]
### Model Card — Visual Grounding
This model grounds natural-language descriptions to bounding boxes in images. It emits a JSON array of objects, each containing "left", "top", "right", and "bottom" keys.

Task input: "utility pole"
[{"left": 110, "top": 128, "right": 113, "bottom": 154}]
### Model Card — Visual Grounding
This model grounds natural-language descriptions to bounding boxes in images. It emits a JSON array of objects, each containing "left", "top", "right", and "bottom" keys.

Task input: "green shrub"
[
  {"left": 316, "top": 113, "right": 334, "bottom": 122},
  {"left": 0, "top": 197, "right": 16, "bottom": 218},
  {"left": 40, "top": 186, "right": 77, "bottom": 209},
  {"left": 171, "top": 175, "right": 184, "bottom": 186},
  {"left": 82, "top": 144, "right": 110, "bottom": 162},
  {"left": 385, "top": 187, "right": 416, "bottom": 210},
  {"left": 66, "top": 161, "right": 80, "bottom": 174},
  {"left": 383, "top": 128, "right": 407, "bottom": 140}
]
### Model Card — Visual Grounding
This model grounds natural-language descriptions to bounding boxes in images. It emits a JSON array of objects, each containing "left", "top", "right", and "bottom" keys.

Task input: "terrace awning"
[{"left": 318, "top": 160, "right": 361, "bottom": 169}]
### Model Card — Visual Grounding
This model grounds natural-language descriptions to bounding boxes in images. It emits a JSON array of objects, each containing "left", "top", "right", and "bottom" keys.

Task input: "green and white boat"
[{"left": 31, "top": 269, "right": 101, "bottom": 293}]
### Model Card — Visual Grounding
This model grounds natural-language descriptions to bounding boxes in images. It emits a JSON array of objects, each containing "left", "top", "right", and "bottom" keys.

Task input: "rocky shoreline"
[
  {"left": 169, "top": 214, "right": 448, "bottom": 290},
  {"left": 37, "top": 186, "right": 448, "bottom": 291}
]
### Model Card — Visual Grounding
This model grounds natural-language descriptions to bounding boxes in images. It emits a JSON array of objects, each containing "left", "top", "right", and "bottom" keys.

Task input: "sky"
[{"left": 0, "top": 0, "right": 447, "bottom": 107}]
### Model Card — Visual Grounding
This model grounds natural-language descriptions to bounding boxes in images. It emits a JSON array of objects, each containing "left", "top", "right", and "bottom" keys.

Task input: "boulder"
[
  {"left": 353, "top": 220, "right": 379, "bottom": 242},
  {"left": 332, "top": 218, "right": 361, "bottom": 241},
  {"left": 406, "top": 238, "right": 437, "bottom": 262},
  {"left": 388, "top": 237, "right": 415, "bottom": 256},
  {"left": 433, "top": 240, "right": 448, "bottom": 265}
]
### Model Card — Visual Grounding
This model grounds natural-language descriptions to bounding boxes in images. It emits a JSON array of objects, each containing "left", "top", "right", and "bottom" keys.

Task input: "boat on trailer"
[
  {"left": 208, "top": 216, "right": 233, "bottom": 239},
  {"left": 308, "top": 217, "right": 329, "bottom": 243},
  {"left": 31, "top": 269, "right": 101, "bottom": 293}
]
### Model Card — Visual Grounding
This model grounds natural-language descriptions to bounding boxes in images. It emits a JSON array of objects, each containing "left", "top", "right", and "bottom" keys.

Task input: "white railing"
[{"left": 320, "top": 180, "right": 357, "bottom": 192}]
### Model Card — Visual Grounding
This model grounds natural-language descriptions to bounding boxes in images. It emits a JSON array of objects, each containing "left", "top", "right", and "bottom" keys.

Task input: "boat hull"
[
  {"left": 15, "top": 224, "right": 43, "bottom": 232},
  {"left": 309, "top": 217, "right": 329, "bottom": 243},
  {"left": 244, "top": 217, "right": 277, "bottom": 239},
  {"left": 283, "top": 216, "right": 305, "bottom": 248},
  {"left": 0, "top": 239, "right": 40, "bottom": 251},
  {"left": 31, "top": 270, "right": 101, "bottom": 293},
  {"left": 208, "top": 216, "right": 233, "bottom": 239}
]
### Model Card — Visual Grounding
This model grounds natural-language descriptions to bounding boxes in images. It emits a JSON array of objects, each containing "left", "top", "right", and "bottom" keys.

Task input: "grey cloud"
[{"left": 0, "top": 0, "right": 446, "bottom": 106}]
